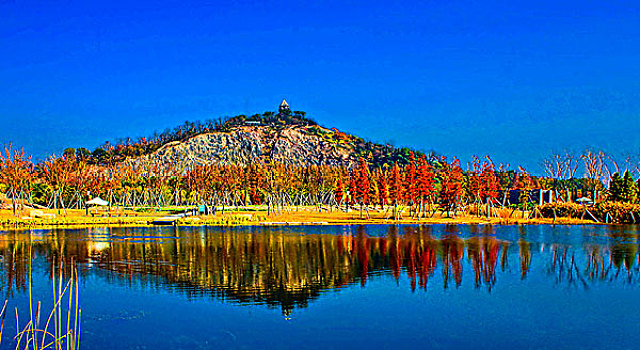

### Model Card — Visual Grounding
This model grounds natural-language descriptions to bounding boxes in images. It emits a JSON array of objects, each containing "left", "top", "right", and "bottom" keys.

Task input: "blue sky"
[{"left": 1, "top": 0, "right": 639, "bottom": 171}]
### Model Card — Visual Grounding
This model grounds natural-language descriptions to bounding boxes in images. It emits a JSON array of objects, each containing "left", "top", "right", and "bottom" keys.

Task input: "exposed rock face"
[{"left": 147, "top": 125, "right": 359, "bottom": 168}]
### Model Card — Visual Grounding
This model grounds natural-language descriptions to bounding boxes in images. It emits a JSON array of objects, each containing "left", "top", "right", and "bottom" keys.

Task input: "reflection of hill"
[{"left": 0, "top": 226, "right": 638, "bottom": 315}]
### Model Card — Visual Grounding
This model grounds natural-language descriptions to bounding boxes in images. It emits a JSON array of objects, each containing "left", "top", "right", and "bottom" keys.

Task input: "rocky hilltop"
[
  {"left": 86, "top": 100, "right": 420, "bottom": 169},
  {"left": 149, "top": 124, "right": 385, "bottom": 168}
]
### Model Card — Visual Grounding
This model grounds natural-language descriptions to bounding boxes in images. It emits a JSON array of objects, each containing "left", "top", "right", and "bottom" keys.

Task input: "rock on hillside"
[{"left": 146, "top": 124, "right": 365, "bottom": 168}]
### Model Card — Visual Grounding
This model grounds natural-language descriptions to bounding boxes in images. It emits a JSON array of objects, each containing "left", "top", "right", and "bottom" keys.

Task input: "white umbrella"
[{"left": 86, "top": 197, "right": 109, "bottom": 206}]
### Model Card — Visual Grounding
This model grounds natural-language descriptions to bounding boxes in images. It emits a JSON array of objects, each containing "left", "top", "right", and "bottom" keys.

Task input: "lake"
[{"left": 0, "top": 224, "right": 639, "bottom": 349}]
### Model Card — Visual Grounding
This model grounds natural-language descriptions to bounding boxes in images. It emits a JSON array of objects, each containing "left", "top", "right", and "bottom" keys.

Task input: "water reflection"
[{"left": 0, "top": 225, "right": 639, "bottom": 315}]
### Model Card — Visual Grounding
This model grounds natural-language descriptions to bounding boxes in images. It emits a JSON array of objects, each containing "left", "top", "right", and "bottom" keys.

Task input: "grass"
[
  {"left": 0, "top": 204, "right": 598, "bottom": 229},
  {"left": 1, "top": 254, "right": 81, "bottom": 350},
  {"left": 255, "top": 206, "right": 597, "bottom": 226}
]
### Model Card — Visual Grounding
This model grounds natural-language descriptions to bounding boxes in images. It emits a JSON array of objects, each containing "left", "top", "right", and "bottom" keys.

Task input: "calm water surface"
[{"left": 0, "top": 224, "right": 639, "bottom": 349}]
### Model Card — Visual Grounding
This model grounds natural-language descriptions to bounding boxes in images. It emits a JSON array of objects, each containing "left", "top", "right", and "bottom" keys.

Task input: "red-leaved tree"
[
  {"left": 416, "top": 155, "right": 435, "bottom": 217},
  {"left": 439, "top": 157, "right": 463, "bottom": 217}
]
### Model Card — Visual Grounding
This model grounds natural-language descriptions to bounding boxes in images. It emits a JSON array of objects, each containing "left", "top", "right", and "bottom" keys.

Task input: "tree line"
[
  {"left": 0, "top": 143, "right": 548, "bottom": 215},
  {"left": 4, "top": 141, "right": 640, "bottom": 218}
]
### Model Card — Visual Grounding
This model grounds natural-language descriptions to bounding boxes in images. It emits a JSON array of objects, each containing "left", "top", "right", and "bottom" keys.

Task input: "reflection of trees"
[
  {"left": 0, "top": 226, "right": 639, "bottom": 314},
  {"left": 519, "top": 239, "right": 531, "bottom": 279},
  {"left": 0, "top": 237, "right": 32, "bottom": 297},
  {"left": 610, "top": 238, "right": 638, "bottom": 283},
  {"left": 584, "top": 245, "right": 613, "bottom": 282},
  {"left": 467, "top": 237, "right": 501, "bottom": 290},
  {"left": 442, "top": 235, "right": 464, "bottom": 289},
  {"left": 548, "top": 245, "right": 589, "bottom": 288},
  {"left": 547, "top": 240, "right": 640, "bottom": 288}
]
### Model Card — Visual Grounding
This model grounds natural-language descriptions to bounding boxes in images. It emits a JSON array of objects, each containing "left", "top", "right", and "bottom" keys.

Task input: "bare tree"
[
  {"left": 565, "top": 151, "right": 579, "bottom": 179},
  {"left": 602, "top": 153, "right": 623, "bottom": 188},
  {"left": 581, "top": 149, "right": 608, "bottom": 197},
  {"left": 620, "top": 152, "right": 638, "bottom": 178},
  {"left": 541, "top": 153, "right": 567, "bottom": 181},
  {"left": 542, "top": 150, "right": 580, "bottom": 181}
]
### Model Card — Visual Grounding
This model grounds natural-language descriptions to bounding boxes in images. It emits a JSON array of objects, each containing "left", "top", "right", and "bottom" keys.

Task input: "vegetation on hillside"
[
  {"left": 70, "top": 110, "right": 315, "bottom": 166},
  {"left": 66, "top": 108, "right": 422, "bottom": 168}
]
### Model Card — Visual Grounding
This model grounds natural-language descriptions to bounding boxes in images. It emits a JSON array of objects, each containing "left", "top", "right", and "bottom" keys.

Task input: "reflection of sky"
[{"left": 0, "top": 224, "right": 639, "bottom": 349}]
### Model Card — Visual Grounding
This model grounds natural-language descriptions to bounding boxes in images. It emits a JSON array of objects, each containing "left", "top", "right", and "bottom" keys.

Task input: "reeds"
[{"left": 1, "top": 255, "right": 81, "bottom": 350}]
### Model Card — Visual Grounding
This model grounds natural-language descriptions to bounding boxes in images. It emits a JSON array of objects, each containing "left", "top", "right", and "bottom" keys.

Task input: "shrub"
[
  {"left": 538, "top": 202, "right": 640, "bottom": 223},
  {"left": 538, "top": 203, "right": 584, "bottom": 218},
  {"left": 591, "top": 202, "right": 640, "bottom": 223}
]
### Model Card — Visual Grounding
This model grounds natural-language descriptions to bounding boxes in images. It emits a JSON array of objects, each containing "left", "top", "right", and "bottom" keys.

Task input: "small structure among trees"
[{"left": 278, "top": 99, "right": 290, "bottom": 115}]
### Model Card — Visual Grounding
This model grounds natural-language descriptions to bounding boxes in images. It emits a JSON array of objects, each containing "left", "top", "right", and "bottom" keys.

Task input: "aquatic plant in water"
[{"left": 0, "top": 258, "right": 81, "bottom": 349}]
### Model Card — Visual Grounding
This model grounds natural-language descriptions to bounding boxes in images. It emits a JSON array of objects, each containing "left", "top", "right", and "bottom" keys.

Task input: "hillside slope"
[{"left": 145, "top": 123, "right": 413, "bottom": 168}]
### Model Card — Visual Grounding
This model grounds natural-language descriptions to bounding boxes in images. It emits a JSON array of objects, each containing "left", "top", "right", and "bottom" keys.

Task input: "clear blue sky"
[{"left": 1, "top": 0, "right": 639, "bottom": 171}]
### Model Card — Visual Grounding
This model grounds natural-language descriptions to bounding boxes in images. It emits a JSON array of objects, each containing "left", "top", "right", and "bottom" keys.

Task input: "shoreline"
[{"left": 0, "top": 207, "right": 601, "bottom": 230}]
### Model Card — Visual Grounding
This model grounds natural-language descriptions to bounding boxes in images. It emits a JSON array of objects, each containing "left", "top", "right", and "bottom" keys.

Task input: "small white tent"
[{"left": 86, "top": 197, "right": 109, "bottom": 206}]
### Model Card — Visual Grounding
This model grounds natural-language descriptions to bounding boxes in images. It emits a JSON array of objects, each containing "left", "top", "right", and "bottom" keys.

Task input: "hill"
[
  {"left": 148, "top": 123, "right": 413, "bottom": 169},
  {"left": 79, "top": 100, "right": 424, "bottom": 168}
]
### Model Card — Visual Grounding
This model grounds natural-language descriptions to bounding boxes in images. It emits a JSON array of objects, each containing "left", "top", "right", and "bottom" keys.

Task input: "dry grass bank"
[{"left": 0, "top": 206, "right": 598, "bottom": 229}]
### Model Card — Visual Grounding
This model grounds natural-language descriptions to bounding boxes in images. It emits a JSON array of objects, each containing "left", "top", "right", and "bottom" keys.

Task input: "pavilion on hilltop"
[{"left": 279, "top": 99, "right": 290, "bottom": 115}]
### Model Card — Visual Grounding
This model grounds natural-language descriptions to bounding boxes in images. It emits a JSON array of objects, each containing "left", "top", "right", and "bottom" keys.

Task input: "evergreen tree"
[
  {"left": 608, "top": 172, "right": 623, "bottom": 202},
  {"left": 514, "top": 167, "right": 533, "bottom": 209},
  {"left": 621, "top": 171, "right": 637, "bottom": 203}
]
